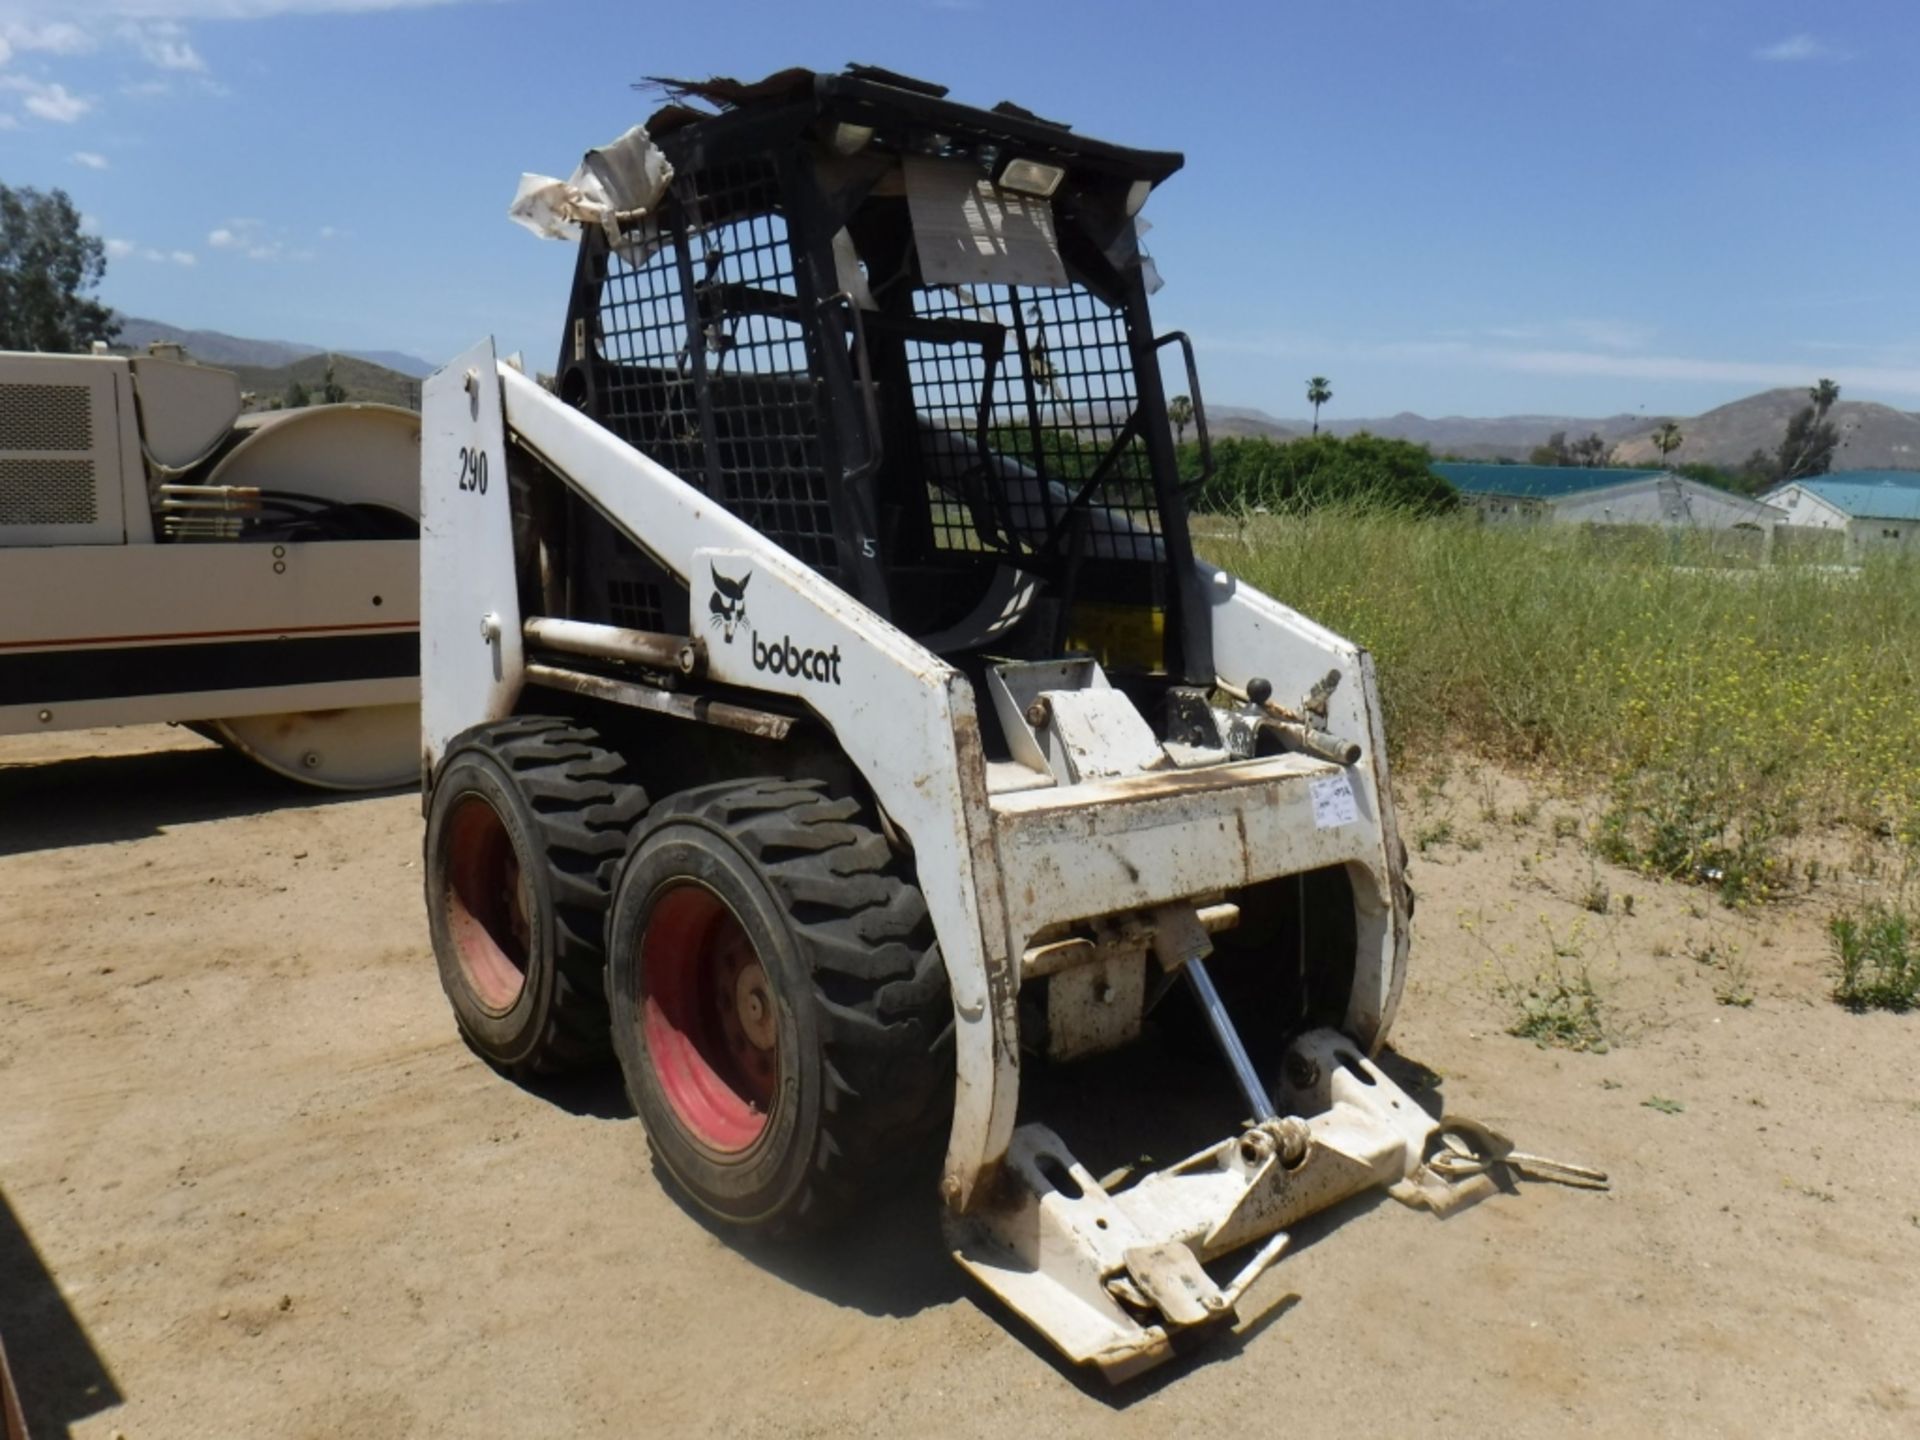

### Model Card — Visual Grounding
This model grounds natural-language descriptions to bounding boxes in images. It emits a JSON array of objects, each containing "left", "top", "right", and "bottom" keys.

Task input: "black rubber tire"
[
  {"left": 606, "top": 777, "right": 953, "bottom": 1235},
  {"left": 424, "top": 716, "right": 647, "bottom": 1072}
]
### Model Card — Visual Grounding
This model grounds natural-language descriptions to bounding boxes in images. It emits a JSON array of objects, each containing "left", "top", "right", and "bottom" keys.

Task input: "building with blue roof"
[
  {"left": 1432, "top": 462, "right": 1787, "bottom": 532},
  {"left": 1764, "top": 471, "right": 1920, "bottom": 556}
]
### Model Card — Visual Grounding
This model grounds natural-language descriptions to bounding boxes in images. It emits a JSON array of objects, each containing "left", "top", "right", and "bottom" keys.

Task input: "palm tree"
[
  {"left": 1306, "top": 376, "right": 1332, "bottom": 436},
  {"left": 1779, "top": 378, "right": 1843, "bottom": 480},
  {"left": 1652, "top": 420, "right": 1682, "bottom": 466},
  {"left": 1168, "top": 393, "right": 1194, "bottom": 445},
  {"left": 1810, "top": 377, "right": 1840, "bottom": 422}
]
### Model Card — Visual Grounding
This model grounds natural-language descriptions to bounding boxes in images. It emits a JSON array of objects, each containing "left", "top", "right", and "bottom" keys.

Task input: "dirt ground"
[{"left": 3, "top": 725, "right": 1917, "bottom": 1439}]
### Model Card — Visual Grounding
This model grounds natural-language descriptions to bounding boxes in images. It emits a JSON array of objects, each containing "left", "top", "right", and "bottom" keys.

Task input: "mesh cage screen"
[
  {"left": 907, "top": 283, "right": 1162, "bottom": 565},
  {"left": 592, "top": 158, "right": 840, "bottom": 581},
  {"left": 0, "top": 383, "right": 91, "bottom": 452},
  {"left": 0, "top": 459, "right": 97, "bottom": 525}
]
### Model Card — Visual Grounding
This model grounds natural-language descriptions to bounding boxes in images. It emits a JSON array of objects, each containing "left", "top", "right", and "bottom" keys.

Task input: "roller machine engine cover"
[{"left": 0, "top": 346, "right": 420, "bottom": 789}]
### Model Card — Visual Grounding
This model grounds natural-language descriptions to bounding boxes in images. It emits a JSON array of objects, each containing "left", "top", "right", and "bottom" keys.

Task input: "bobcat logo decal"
[{"left": 707, "top": 564, "right": 751, "bottom": 643}]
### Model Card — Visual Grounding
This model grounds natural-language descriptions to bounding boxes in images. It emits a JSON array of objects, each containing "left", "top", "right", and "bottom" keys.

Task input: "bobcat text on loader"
[{"left": 418, "top": 65, "right": 1604, "bottom": 1380}]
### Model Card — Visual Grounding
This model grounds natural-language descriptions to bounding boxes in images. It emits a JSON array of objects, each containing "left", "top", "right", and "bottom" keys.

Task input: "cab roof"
[{"left": 641, "top": 64, "right": 1185, "bottom": 186}]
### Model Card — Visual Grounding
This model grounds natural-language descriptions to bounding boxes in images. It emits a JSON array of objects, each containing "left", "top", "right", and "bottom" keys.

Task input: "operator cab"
[{"left": 552, "top": 65, "right": 1214, "bottom": 698}]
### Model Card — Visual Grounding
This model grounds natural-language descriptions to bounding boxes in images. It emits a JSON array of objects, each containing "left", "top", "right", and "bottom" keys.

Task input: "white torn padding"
[
  {"left": 831, "top": 228, "right": 877, "bottom": 310},
  {"left": 1135, "top": 216, "right": 1164, "bottom": 295},
  {"left": 904, "top": 155, "right": 1067, "bottom": 289},
  {"left": 508, "top": 125, "right": 675, "bottom": 259}
]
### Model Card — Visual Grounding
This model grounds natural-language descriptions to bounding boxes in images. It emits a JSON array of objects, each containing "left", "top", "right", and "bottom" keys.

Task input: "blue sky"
[{"left": 2, "top": 0, "right": 1917, "bottom": 421}]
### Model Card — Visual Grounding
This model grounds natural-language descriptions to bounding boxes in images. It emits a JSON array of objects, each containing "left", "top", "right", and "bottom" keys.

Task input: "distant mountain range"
[
  {"left": 105, "top": 318, "right": 1920, "bottom": 474},
  {"left": 1212, "top": 406, "right": 1657, "bottom": 457},
  {"left": 1213, "top": 391, "right": 1920, "bottom": 471},
  {"left": 1608, "top": 391, "right": 1920, "bottom": 471},
  {"left": 113, "top": 315, "right": 435, "bottom": 379}
]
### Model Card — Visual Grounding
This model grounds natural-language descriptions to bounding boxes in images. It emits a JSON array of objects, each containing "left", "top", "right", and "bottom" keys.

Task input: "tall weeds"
[{"left": 1196, "top": 508, "right": 1920, "bottom": 864}]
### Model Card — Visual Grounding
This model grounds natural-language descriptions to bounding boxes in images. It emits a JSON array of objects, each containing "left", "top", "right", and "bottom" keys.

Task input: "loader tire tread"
[
  {"left": 629, "top": 777, "right": 953, "bottom": 1235},
  {"left": 437, "top": 716, "right": 648, "bottom": 1072}
]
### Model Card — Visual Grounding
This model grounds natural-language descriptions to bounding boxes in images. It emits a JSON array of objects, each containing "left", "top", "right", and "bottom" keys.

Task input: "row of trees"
[
  {"left": 1648, "top": 381, "right": 1842, "bottom": 494},
  {"left": 276, "top": 363, "right": 350, "bottom": 410},
  {"left": 1184, "top": 433, "right": 1457, "bottom": 515},
  {"left": 1518, "top": 379, "right": 1844, "bottom": 495}
]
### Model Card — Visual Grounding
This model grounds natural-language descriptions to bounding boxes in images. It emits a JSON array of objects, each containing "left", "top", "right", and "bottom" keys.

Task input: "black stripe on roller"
[{"left": 0, "top": 632, "right": 418, "bottom": 706}]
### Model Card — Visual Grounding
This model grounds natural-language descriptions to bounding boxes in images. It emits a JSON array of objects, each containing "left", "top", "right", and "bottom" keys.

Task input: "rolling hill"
[
  {"left": 1608, "top": 390, "right": 1920, "bottom": 471},
  {"left": 1210, "top": 405, "right": 1652, "bottom": 459},
  {"left": 1217, "top": 395, "right": 1920, "bottom": 471},
  {"left": 227, "top": 351, "right": 422, "bottom": 411},
  {"left": 113, "top": 315, "right": 434, "bottom": 379}
]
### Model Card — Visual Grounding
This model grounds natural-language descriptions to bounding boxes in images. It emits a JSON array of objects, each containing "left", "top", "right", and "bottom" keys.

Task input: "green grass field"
[{"left": 1194, "top": 510, "right": 1920, "bottom": 896}]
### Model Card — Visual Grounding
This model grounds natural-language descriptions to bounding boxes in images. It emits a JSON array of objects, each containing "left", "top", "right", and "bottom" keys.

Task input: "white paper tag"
[{"left": 1310, "top": 773, "right": 1359, "bottom": 829}]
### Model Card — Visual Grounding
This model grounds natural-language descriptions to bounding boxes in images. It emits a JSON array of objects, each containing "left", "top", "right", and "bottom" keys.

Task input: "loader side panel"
[{"left": 420, "top": 339, "right": 524, "bottom": 772}]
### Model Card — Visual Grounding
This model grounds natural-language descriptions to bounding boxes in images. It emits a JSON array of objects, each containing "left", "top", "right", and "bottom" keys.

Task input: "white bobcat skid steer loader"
[{"left": 420, "top": 66, "right": 1600, "bottom": 1380}]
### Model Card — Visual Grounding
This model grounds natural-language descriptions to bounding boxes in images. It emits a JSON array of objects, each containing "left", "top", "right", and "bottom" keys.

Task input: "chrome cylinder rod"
[{"left": 1182, "top": 957, "right": 1278, "bottom": 1124}]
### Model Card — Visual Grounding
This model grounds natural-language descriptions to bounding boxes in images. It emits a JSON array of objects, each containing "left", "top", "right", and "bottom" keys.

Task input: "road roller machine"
[
  {"left": 419, "top": 65, "right": 1604, "bottom": 1379},
  {"left": 0, "top": 346, "right": 419, "bottom": 789}
]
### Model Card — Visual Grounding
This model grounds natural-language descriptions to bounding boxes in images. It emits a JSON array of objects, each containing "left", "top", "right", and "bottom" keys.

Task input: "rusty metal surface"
[
  {"left": 1044, "top": 949, "right": 1145, "bottom": 1061},
  {"left": 946, "top": 1029, "right": 1507, "bottom": 1382},
  {"left": 992, "top": 749, "right": 1326, "bottom": 812},
  {"left": 991, "top": 753, "right": 1380, "bottom": 953},
  {"left": 523, "top": 663, "right": 795, "bottom": 740}
]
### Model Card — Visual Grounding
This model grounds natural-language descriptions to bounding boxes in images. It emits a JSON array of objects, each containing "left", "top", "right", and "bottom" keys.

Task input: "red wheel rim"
[
  {"left": 639, "top": 883, "right": 778, "bottom": 1154},
  {"left": 444, "top": 795, "right": 530, "bottom": 1013}
]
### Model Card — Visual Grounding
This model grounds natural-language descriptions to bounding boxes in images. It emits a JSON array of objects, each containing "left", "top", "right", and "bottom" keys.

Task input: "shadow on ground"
[
  {"left": 510, "top": 1065, "right": 636, "bottom": 1122},
  {"left": 0, "top": 1190, "right": 121, "bottom": 1438},
  {"left": 0, "top": 740, "right": 379, "bottom": 857}
]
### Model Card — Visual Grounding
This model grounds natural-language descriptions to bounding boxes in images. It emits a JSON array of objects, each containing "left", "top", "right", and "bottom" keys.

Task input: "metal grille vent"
[
  {"left": 0, "top": 383, "right": 92, "bottom": 451},
  {"left": 908, "top": 283, "right": 1162, "bottom": 564},
  {"left": 606, "top": 576, "right": 668, "bottom": 633},
  {"left": 0, "top": 459, "right": 97, "bottom": 525}
]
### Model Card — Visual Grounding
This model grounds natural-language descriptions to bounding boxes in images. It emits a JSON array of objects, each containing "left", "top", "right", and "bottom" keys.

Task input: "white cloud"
[
  {"left": 0, "top": 20, "right": 97, "bottom": 56},
  {"left": 4, "top": 3, "right": 477, "bottom": 22},
  {"left": 27, "top": 83, "right": 92, "bottom": 121},
  {"left": 72, "top": 150, "right": 111, "bottom": 169},
  {"left": 204, "top": 215, "right": 309, "bottom": 261},
  {"left": 5, "top": 3, "right": 486, "bottom": 134},
  {"left": 1754, "top": 33, "right": 1847, "bottom": 62},
  {"left": 1208, "top": 332, "right": 1920, "bottom": 399},
  {"left": 0, "top": 76, "right": 94, "bottom": 122},
  {"left": 121, "top": 20, "right": 205, "bottom": 71},
  {"left": 105, "top": 235, "right": 200, "bottom": 265},
  {"left": 1565, "top": 318, "right": 1655, "bottom": 352}
]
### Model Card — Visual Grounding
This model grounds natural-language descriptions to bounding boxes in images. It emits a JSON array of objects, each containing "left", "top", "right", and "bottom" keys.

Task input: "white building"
[
  {"left": 1431, "top": 464, "right": 1786, "bottom": 532},
  {"left": 1764, "top": 472, "right": 1920, "bottom": 556}
]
